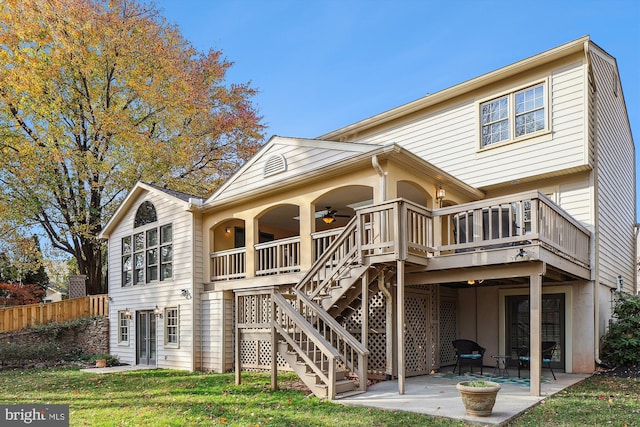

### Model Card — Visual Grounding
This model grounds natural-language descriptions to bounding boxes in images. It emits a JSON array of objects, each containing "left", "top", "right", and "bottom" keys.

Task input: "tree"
[
  {"left": 0, "top": 0, "right": 265, "bottom": 294},
  {"left": 0, "top": 235, "right": 49, "bottom": 306}
]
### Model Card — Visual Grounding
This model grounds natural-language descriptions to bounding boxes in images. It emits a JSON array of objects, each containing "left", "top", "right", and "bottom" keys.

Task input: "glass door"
[
  {"left": 505, "top": 294, "right": 564, "bottom": 369},
  {"left": 137, "top": 310, "right": 157, "bottom": 365}
]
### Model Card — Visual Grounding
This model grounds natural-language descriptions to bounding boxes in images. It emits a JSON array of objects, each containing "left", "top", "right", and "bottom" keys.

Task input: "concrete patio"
[{"left": 339, "top": 370, "right": 590, "bottom": 425}]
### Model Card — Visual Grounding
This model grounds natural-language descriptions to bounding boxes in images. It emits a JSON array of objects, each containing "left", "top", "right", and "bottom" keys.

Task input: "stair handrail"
[
  {"left": 295, "top": 216, "right": 359, "bottom": 300},
  {"left": 272, "top": 292, "right": 339, "bottom": 398},
  {"left": 295, "top": 292, "right": 369, "bottom": 389}
]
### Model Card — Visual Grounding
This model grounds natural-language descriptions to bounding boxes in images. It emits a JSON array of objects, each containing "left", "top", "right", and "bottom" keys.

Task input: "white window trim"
[
  {"left": 477, "top": 78, "right": 551, "bottom": 151},
  {"left": 117, "top": 310, "right": 130, "bottom": 346},
  {"left": 121, "top": 222, "right": 173, "bottom": 287},
  {"left": 164, "top": 306, "right": 180, "bottom": 348}
]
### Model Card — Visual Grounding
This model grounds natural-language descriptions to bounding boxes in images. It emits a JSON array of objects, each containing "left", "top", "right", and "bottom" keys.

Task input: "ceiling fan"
[{"left": 318, "top": 206, "right": 350, "bottom": 224}]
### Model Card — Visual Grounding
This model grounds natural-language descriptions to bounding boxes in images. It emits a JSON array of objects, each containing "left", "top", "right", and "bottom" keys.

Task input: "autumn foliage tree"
[{"left": 0, "top": 0, "right": 265, "bottom": 293}]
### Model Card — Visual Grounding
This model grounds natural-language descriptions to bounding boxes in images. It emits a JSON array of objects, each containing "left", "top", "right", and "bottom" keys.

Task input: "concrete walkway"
[
  {"left": 80, "top": 365, "right": 156, "bottom": 374},
  {"left": 339, "top": 371, "right": 589, "bottom": 425}
]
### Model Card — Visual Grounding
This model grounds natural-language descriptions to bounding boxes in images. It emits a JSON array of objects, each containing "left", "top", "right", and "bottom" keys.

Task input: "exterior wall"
[
  {"left": 590, "top": 47, "right": 636, "bottom": 294},
  {"left": 107, "top": 190, "right": 195, "bottom": 370},
  {"left": 350, "top": 54, "right": 589, "bottom": 190},
  {"left": 200, "top": 290, "right": 233, "bottom": 372}
]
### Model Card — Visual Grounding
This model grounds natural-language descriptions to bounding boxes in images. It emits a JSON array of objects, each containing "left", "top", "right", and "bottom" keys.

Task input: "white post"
[
  {"left": 397, "top": 259, "right": 405, "bottom": 394},
  {"left": 530, "top": 273, "right": 542, "bottom": 396}
]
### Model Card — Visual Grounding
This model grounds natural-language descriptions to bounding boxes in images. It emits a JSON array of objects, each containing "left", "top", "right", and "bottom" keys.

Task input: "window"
[
  {"left": 164, "top": 307, "right": 179, "bottom": 346},
  {"left": 121, "top": 223, "right": 172, "bottom": 286},
  {"left": 134, "top": 201, "right": 157, "bottom": 227},
  {"left": 480, "top": 83, "right": 546, "bottom": 147},
  {"left": 118, "top": 311, "right": 130, "bottom": 344}
]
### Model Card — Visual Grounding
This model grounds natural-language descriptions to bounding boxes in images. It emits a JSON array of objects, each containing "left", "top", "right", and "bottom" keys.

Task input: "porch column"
[
  {"left": 245, "top": 217, "right": 257, "bottom": 278},
  {"left": 397, "top": 259, "right": 405, "bottom": 394},
  {"left": 270, "top": 292, "right": 277, "bottom": 391},
  {"left": 299, "top": 203, "right": 314, "bottom": 271},
  {"left": 530, "top": 272, "right": 542, "bottom": 396}
]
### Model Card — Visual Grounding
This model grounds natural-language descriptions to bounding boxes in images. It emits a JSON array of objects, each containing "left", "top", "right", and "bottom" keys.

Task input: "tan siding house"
[{"left": 100, "top": 37, "right": 635, "bottom": 399}]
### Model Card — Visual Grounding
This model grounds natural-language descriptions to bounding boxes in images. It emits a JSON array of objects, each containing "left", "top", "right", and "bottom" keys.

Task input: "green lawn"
[
  {"left": 0, "top": 368, "right": 638, "bottom": 426},
  {"left": 0, "top": 368, "right": 464, "bottom": 426}
]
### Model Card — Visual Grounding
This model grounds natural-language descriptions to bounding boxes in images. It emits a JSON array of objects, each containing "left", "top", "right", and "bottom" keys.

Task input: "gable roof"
[
  {"left": 99, "top": 181, "right": 202, "bottom": 238},
  {"left": 319, "top": 36, "right": 593, "bottom": 141},
  {"left": 205, "top": 135, "right": 379, "bottom": 204},
  {"left": 203, "top": 140, "right": 483, "bottom": 211}
]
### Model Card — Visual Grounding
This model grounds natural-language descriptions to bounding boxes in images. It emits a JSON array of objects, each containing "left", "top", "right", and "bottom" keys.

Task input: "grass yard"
[
  {"left": 0, "top": 368, "right": 638, "bottom": 426},
  {"left": 510, "top": 374, "right": 640, "bottom": 426},
  {"left": 0, "top": 368, "right": 464, "bottom": 426}
]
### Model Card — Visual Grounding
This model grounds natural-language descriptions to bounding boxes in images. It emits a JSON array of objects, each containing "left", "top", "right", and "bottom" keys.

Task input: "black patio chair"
[
  {"left": 517, "top": 341, "right": 557, "bottom": 380},
  {"left": 452, "top": 339, "right": 486, "bottom": 375}
]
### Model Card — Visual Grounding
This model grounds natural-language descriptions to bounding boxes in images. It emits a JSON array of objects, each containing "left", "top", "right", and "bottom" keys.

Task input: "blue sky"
[{"left": 152, "top": 0, "right": 640, "bottom": 216}]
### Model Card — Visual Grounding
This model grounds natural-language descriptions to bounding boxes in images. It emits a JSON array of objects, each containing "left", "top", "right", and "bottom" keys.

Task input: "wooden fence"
[{"left": 0, "top": 294, "right": 109, "bottom": 333}]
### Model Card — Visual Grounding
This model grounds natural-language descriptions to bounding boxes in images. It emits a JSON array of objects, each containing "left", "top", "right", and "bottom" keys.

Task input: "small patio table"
[{"left": 491, "top": 355, "right": 510, "bottom": 377}]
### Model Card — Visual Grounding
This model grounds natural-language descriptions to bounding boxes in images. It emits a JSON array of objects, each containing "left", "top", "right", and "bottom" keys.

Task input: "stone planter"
[{"left": 456, "top": 380, "right": 501, "bottom": 417}]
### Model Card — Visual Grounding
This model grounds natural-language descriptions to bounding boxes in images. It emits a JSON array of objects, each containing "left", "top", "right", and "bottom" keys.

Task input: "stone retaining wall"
[{"left": 0, "top": 317, "right": 109, "bottom": 366}]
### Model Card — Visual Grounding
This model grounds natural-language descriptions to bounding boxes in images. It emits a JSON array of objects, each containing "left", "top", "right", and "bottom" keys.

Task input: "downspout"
[
  {"left": 585, "top": 41, "right": 603, "bottom": 366},
  {"left": 372, "top": 155, "right": 387, "bottom": 202}
]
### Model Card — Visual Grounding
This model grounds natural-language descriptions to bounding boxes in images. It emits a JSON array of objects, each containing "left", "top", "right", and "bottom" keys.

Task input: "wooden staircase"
[{"left": 270, "top": 199, "right": 432, "bottom": 399}]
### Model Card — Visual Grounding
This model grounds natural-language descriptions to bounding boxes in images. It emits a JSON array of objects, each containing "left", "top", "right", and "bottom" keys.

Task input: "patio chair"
[
  {"left": 517, "top": 341, "right": 557, "bottom": 380},
  {"left": 452, "top": 339, "right": 486, "bottom": 375}
]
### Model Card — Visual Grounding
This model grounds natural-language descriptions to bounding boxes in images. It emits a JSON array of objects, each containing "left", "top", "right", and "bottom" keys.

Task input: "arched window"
[{"left": 134, "top": 201, "right": 157, "bottom": 228}]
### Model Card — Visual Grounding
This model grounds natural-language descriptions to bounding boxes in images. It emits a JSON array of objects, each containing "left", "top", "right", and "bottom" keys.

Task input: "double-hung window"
[
  {"left": 118, "top": 311, "right": 130, "bottom": 344},
  {"left": 480, "top": 83, "right": 546, "bottom": 148},
  {"left": 164, "top": 307, "right": 179, "bottom": 347}
]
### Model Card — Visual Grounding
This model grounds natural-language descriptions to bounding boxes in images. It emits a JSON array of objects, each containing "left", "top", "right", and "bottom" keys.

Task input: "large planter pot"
[{"left": 456, "top": 380, "right": 501, "bottom": 417}]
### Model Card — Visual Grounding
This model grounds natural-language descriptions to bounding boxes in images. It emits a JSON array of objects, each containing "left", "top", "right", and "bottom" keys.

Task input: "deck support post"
[
  {"left": 235, "top": 293, "right": 241, "bottom": 386},
  {"left": 530, "top": 269, "right": 543, "bottom": 396},
  {"left": 271, "top": 293, "right": 278, "bottom": 391},
  {"left": 397, "top": 259, "right": 405, "bottom": 395}
]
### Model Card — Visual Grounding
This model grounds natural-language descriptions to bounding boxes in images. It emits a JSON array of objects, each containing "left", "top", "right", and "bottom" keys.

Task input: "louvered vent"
[{"left": 263, "top": 154, "right": 287, "bottom": 177}]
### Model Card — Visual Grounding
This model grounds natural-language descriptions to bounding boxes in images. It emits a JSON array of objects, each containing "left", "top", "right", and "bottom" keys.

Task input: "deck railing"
[
  {"left": 434, "top": 191, "right": 590, "bottom": 266},
  {"left": 356, "top": 198, "right": 433, "bottom": 260},
  {"left": 211, "top": 247, "right": 246, "bottom": 281},
  {"left": 210, "top": 192, "right": 590, "bottom": 281},
  {"left": 255, "top": 236, "right": 301, "bottom": 276},
  {"left": 0, "top": 294, "right": 109, "bottom": 332}
]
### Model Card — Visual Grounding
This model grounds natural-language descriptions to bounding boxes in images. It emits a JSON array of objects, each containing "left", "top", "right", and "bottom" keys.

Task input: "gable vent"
[{"left": 264, "top": 154, "right": 287, "bottom": 177}]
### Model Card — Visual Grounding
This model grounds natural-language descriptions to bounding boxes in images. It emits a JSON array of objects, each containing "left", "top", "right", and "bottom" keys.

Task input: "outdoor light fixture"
[
  {"left": 322, "top": 215, "right": 335, "bottom": 224},
  {"left": 181, "top": 289, "right": 192, "bottom": 299},
  {"left": 124, "top": 308, "right": 132, "bottom": 319},
  {"left": 513, "top": 248, "right": 530, "bottom": 261},
  {"left": 154, "top": 305, "right": 163, "bottom": 318},
  {"left": 467, "top": 279, "right": 484, "bottom": 285},
  {"left": 225, "top": 226, "right": 231, "bottom": 234},
  {"left": 436, "top": 186, "right": 446, "bottom": 207}
]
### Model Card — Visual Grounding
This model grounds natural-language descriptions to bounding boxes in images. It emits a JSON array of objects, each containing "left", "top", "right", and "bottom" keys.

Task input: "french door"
[
  {"left": 137, "top": 310, "right": 157, "bottom": 366},
  {"left": 505, "top": 293, "right": 564, "bottom": 369}
]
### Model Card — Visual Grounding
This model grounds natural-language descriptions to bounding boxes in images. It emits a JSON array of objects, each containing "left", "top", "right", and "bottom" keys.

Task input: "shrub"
[{"left": 600, "top": 293, "right": 640, "bottom": 367}]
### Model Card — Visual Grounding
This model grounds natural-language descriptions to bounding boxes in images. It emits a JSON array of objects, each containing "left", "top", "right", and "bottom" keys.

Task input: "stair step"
[{"left": 334, "top": 389, "right": 366, "bottom": 400}]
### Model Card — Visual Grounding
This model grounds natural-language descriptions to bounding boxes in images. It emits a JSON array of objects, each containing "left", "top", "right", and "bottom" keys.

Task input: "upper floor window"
[
  {"left": 480, "top": 83, "right": 546, "bottom": 148},
  {"left": 122, "top": 223, "right": 172, "bottom": 286},
  {"left": 135, "top": 201, "right": 157, "bottom": 227}
]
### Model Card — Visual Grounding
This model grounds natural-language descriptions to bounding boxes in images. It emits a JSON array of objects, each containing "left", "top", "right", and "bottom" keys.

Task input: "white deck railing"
[
  {"left": 255, "top": 236, "right": 301, "bottom": 276},
  {"left": 211, "top": 247, "right": 246, "bottom": 281},
  {"left": 210, "top": 191, "right": 590, "bottom": 281}
]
